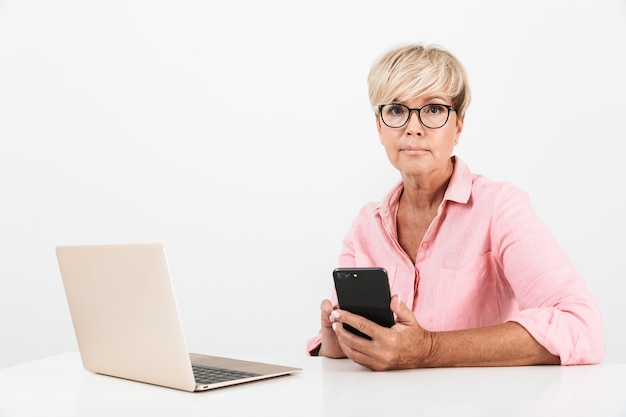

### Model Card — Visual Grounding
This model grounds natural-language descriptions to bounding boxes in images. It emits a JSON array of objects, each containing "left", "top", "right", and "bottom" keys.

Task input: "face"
[{"left": 376, "top": 93, "right": 464, "bottom": 180}]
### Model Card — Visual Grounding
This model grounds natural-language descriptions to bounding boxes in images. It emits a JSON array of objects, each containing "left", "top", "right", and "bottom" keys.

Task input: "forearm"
[{"left": 423, "top": 321, "right": 560, "bottom": 367}]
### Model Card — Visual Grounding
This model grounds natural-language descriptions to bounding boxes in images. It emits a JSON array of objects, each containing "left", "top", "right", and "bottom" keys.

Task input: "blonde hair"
[{"left": 367, "top": 43, "right": 471, "bottom": 119}]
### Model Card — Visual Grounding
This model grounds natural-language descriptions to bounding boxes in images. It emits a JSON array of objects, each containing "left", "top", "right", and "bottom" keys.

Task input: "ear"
[{"left": 454, "top": 115, "right": 464, "bottom": 144}]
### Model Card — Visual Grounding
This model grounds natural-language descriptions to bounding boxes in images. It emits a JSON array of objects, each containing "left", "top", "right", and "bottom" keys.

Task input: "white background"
[{"left": 1, "top": 0, "right": 624, "bottom": 369}]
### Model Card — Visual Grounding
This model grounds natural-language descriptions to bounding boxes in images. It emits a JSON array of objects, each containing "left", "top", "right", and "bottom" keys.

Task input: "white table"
[{"left": 1, "top": 352, "right": 625, "bottom": 416}]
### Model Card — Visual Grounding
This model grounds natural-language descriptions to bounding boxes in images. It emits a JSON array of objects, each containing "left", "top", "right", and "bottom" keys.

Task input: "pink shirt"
[{"left": 307, "top": 157, "right": 605, "bottom": 365}]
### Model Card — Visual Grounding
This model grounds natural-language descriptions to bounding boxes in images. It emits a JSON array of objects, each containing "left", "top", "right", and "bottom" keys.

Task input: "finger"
[
  {"left": 320, "top": 299, "right": 336, "bottom": 327},
  {"left": 332, "top": 319, "right": 369, "bottom": 352},
  {"left": 331, "top": 309, "right": 381, "bottom": 341},
  {"left": 321, "top": 299, "right": 334, "bottom": 315},
  {"left": 332, "top": 321, "right": 379, "bottom": 367},
  {"left": 390, "top": 295, "right": 417, "bottom": 325}
]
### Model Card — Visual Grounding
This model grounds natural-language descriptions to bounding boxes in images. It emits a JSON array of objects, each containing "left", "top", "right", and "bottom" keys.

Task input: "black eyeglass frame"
[{"left": 377, "top": 103, "right": 456, "bottom": 129}]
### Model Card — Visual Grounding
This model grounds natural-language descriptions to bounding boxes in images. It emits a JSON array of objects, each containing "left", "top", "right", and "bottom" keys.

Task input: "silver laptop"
[{"left": 56, "top": 243, "right": 301, "bottom": 392}]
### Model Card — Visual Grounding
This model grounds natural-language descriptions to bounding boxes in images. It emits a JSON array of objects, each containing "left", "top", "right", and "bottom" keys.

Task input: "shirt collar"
[{"left": 444, "top": 155, "right": 472, "bottom": 204}]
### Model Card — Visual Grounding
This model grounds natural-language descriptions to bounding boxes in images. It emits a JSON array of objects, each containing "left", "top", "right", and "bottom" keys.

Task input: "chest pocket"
[{"left": 432, "top": 252, "right": 502, "bottom": 330}]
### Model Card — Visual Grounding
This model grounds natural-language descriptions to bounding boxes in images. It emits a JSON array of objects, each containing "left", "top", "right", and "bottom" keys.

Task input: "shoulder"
[
  {"left": 356, "top": 181, "right": 403, "bottom": 217},
  {"left": 472, "top": 174, "right": 522, "bottom": 196},
  {"left": 344, "top": 182, "right": 403, "bottom": 237},
  {"left": 471, "top": 175, "right": 530, "bottom": 207},
  {"left": 451, "top": 157, "right": 529, "bottom": 206},
  {"left": 465, "top": 173, "right": 539, "bottom": 230}
]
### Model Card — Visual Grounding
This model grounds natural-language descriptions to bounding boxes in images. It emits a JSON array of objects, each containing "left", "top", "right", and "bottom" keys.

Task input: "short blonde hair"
[{"left": 367, "top": 43, "right": 471, "bottom": 119}]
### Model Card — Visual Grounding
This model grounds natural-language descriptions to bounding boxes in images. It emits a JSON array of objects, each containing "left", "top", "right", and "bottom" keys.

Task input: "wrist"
[{"left": 419, "top": 330, "right": 439, "bottom": 368}]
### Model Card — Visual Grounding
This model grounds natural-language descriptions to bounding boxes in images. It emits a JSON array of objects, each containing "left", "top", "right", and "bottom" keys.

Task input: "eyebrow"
[{"left": 419, "top": 94, "right": 449, "bottom": 103}]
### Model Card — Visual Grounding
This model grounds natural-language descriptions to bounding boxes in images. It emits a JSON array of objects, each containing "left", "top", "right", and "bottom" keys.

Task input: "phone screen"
[{"left": 333, "top": 267, "right": 395, "bottom": 339}]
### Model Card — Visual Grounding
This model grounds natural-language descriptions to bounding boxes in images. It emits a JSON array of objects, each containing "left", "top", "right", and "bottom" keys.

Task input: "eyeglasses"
[{"left": 378, "top": 103, "right": 456, "bottom": 129}]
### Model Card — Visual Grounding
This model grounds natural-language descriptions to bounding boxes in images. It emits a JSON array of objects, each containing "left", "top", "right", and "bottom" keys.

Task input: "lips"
[{"left": 401, "top": 147, "right": 428, "bottom": 154}]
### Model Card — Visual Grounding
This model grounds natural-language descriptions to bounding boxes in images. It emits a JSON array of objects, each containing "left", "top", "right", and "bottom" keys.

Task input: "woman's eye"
[
  {"left": 388, "top": 106, "right": 404, "bottom": 115},
  {"left": 426, "top": 105, "right": 444, "bottom": 114}
]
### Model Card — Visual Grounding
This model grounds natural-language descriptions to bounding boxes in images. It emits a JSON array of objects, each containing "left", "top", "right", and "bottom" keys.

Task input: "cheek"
[
  {"left": 439, "top": 129, "right": 460, "bottom": 151},
  {"left": 382, "top": 141, "right": 402, "bottom": 167},
  {"left": 440, "top": 140, "right": 457, "bottom": 156},
  {"left": 380, "top": 132, "right": 399, "bottom": 152},
  {"left": 379, "top": 127, "right": 402, "bottom": 144}
]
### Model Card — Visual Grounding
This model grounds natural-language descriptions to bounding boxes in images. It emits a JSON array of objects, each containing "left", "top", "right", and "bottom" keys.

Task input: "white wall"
[{"left": 1, "top": 0, "right": 624, "bottom": 368}]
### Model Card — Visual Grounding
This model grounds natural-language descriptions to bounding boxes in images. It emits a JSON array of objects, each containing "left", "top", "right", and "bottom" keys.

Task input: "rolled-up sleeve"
[{"left": 493, "top": 186, "right": 605, "bottom": 364}]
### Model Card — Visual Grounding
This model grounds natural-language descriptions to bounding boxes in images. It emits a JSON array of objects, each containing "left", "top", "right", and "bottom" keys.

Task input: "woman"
[{"left": 306, "top": 43, "right": 605, "bottom": 370}]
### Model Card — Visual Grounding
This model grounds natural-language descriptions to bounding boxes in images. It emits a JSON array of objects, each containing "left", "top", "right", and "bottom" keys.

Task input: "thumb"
[{"left": 390, "top": 295, "right": 416, "bottom": 325}]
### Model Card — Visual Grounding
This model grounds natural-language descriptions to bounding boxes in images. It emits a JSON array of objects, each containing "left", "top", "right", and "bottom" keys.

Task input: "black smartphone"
[{"left": 332, "top": 267, "right": 395, "bottom": 340}]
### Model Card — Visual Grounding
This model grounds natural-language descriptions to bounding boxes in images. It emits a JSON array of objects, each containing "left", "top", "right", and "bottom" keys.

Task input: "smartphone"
[{"left": 332, "top": 267, "right": 395, "bottom": 340}]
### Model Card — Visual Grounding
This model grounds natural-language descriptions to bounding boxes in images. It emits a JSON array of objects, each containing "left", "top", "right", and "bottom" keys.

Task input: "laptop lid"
[{"left": 56, "top": 243, "right": 300, "bottom": 392}]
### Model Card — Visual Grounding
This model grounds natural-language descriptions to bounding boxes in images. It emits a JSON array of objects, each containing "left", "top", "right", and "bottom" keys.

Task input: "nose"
[{"left": 406, "top": 110, "right": 424, "bottom": 136}]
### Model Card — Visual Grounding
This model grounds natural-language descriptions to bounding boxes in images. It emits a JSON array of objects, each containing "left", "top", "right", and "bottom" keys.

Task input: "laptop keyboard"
[{"left": 192, "top": 365, "right": 260, "bottom": 385}]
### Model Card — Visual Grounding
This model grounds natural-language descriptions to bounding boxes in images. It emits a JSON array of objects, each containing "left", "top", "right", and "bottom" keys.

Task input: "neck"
[{"left": 399, "top": 160, "right": 453, "bottom": 210}]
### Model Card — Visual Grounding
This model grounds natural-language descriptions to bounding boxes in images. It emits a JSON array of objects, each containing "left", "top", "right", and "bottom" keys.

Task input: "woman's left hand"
[{"left": 329, "top": 295, "right": 434, "bottom": 370}]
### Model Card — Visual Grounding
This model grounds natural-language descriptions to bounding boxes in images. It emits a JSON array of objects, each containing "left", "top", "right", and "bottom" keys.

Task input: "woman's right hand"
[{"left": 317, "top": 299, "right": 347, "bottom": 358}]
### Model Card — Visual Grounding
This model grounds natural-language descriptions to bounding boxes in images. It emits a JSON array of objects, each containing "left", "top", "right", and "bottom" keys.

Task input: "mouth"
[{"left": 401, "top": 147, "right": 429, "bottom": 155}]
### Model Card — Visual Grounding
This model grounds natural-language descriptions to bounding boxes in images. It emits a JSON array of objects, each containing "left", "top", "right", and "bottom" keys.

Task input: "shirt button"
[{"left": 422, "top": 242, "right": 429, "bottom": 249}]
